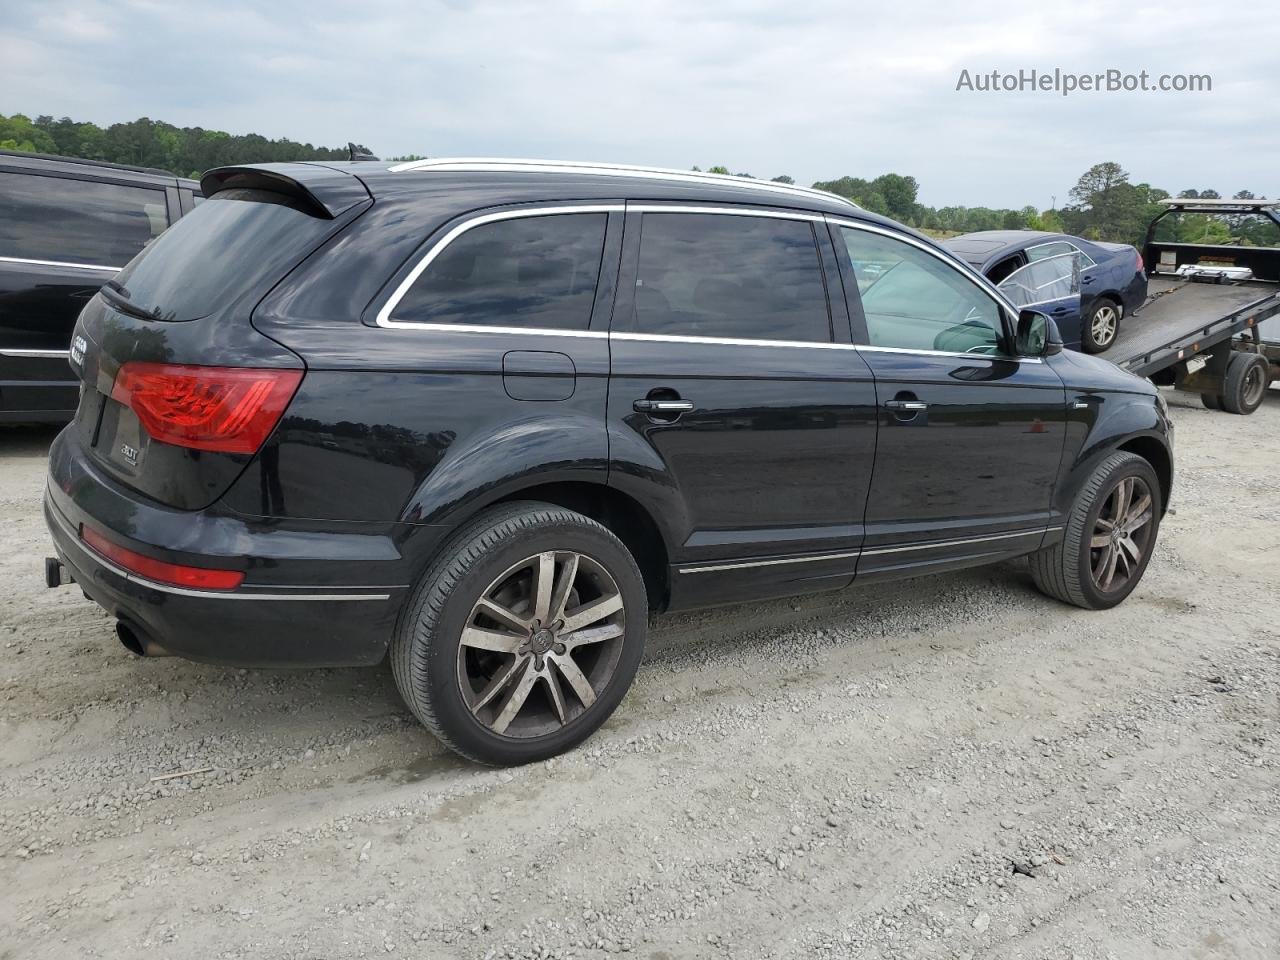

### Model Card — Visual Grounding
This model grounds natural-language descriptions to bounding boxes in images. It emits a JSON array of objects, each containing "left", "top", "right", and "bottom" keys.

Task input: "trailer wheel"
[
  {"left": 1201, "top": 393, "right": 1222, "bottom": 411},
  {"left": 1220, "top": 352, "right": 1269, "bottom": 415}
]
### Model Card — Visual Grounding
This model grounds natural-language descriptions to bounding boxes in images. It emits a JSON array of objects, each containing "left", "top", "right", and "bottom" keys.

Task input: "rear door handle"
[
  {"left": 633, "top": 399, "right": 694, "bottom": 414},
  {"left": 883, "top": 400, "right": 928, "bottom": 412}
]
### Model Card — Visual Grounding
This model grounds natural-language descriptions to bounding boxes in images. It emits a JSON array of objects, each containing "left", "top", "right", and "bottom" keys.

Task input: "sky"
[{"left": 2, "top": 0, "right": 1277, "bottom": 209}]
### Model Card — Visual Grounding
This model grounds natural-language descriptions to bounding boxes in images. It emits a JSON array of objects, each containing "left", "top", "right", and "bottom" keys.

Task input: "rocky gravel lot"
[{"left": 2, "top": 390, "right": 1278, "bottom": 960}]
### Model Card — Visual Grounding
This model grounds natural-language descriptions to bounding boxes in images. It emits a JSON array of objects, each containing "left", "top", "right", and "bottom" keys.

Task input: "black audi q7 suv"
[{"left": 43, "top": 159, "right": 1174, "bottom": 764}]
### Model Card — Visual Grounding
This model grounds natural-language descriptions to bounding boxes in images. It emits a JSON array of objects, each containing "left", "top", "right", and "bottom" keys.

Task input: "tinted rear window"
[
  {"left": 392, "top": 213, "right": 608, "bottom": 330},
  {"left": 629, "top": 213, "right": 831, "bottom": 342},
  {"left": 109, "top": 188, "right": 333, "bottom": 322},
  {"left": 0, "top": 170, "right": 168, "bottom": 266}
]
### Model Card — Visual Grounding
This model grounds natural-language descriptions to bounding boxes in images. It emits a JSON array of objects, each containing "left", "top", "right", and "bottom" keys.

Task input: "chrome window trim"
[
  {"left": 385, "top": 157, "right": 860, "bottom": 210},
  {"left": 375, "top": 204, "right": 622, "bottom": 331},
  {"left": 613, "top": 331, "right": 856, "bottom": 350},
  {"left": 629, "top": 203, "right": 822, "bottom": 221},
  {"left": 375, "top": 203, "right": 1046, "bottom": 363},
  {"left": 1027, "top": 239, "right": 1095, "bottom": 268},
  {"left": 1, "top": 347, "right": 72, "bottom": 359},
  {"left": 0, "top": 254, "right": 121, "bottom": 272},
  {"left": 679, "top": 527, "right": 1062, "bottom": 573},
  {"left": 857, "top": 344, "right": 1043, "bottom": 364}
]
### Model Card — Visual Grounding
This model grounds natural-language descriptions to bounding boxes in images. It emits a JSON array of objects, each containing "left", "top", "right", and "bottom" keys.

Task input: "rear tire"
[
  {"left": 1220, "top": 352, "right": 1269, "bottom": 415},
  {"left": 1081, "top": 299, "right": 1121, "bottom": 353},
  {"left": 391, "top": 502, "right": 647, "bottom": 765},
  {"left": 1029, "top": 452, "right": 1162, "bottom": 610},
  {"left": 1201, "top": 393, "right": 1222, "bottom": 410}
]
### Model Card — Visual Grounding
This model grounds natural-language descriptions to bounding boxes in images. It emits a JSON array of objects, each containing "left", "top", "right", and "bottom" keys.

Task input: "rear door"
[
  {"left": 0, "top": 169, "right": 169, "bottom": 418},
  {"left": 607, "top": 206, "right": 878, "bottom": 607},
  {"left": 834, "top": 221, "right": 1068, "bottom": 581}
]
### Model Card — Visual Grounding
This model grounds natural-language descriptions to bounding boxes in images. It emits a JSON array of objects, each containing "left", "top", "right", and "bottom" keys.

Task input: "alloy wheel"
[
  {"left": 457, "top": 551, "right": 626, "bottom": 738},
  {"left": 1089, "top": 476, "right": 1154, "bottom": 593},
  {"left": 1091, "top": 305, "right": 1119, "bottom": 347}
]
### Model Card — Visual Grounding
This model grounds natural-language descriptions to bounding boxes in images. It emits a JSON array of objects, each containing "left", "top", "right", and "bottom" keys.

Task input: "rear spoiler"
[{"left": 200, "top": 163, "right": 372, "bottom": 219}]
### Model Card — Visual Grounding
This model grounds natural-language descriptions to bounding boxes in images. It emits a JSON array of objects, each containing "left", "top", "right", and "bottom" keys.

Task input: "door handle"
[
  {"left": 883, "top": 399, "right": 928, "bottom": 412},
  {"left": 1082, "top": 276, "right": 1096, "bottom": 284},
  {"left": 633, "top": 399, "right": 694, "bottom": 414}
]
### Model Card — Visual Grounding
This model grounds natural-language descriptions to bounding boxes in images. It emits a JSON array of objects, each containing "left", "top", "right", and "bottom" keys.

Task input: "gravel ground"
[{"left": 2, "top": 389, "right": 1278, "bottom": 960}]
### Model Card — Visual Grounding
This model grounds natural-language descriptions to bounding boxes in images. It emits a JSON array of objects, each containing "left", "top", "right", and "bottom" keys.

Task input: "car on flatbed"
[
  {"left": 43, "top": 159, "right": 1174, "bottom": 764},
  {"left": 0, "top": 150, "right": 201, "bottom": 423},
  {"left": 944, "top": 230, "right": 1147, "bottom": 353}
]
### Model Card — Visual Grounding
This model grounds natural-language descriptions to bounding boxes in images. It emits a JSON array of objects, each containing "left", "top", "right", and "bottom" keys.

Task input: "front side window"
[
  {"left": 631, "top": 213, "right": 831, "bottom": 342},
  {"left": 998, "top": 253, "right": 1080, "bottom": 308},
  {"left": 0, "top": 171, "right": 168, "bottom": 266},
  {"left": 394, "top": 213, "right": 607, "bottom": 330},
  {"left": 841, "top": 227, "right": 1007, "bottom": 355}
]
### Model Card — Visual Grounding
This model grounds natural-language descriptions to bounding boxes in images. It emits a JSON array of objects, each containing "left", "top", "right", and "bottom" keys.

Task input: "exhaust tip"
[{"left": 116, "top": 619, "right": 171, "bottom": 657}]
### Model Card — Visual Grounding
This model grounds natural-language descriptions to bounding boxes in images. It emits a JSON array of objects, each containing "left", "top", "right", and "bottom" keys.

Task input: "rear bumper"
[{"left": 43, "top": 428, "right": 412, "bottom": 666}]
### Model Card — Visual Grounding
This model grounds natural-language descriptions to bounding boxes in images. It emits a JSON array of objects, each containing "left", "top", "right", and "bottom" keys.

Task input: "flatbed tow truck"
[{"left": 1109, "top": 197, "right": 1280, "bottom": 414}]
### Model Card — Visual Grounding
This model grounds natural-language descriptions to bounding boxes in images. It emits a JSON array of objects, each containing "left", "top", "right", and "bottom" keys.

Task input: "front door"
[
  {"left": 607, "top": 208, "right": 878, "bottom": 607},
  {"left": 835, "top": 222, "right": 1068, "bottom": 581}
]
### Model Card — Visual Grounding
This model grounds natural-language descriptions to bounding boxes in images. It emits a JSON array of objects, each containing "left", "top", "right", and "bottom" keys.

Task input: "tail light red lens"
[
  {"left": 80, "top": 524, "right": 244, "bottom": 590},
  {"left": 110, "top": 363, "right": 302, "bottom": 454},
  {"left": 1135, "top": 248, "right": 1144, "bottom": 272}
]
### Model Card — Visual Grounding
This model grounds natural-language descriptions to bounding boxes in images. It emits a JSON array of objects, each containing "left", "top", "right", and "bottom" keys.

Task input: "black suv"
[
  {"left": 0, "top": 150, "right": 201, "bottom": 423},
  {"left": 43, "top": 159, "right": 1174, "bottom": 764}
]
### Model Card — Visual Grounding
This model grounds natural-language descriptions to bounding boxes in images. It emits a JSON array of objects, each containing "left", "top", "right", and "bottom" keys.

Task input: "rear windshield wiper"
[{"left": 100, "top": 281, "right": 166, "bottom": 321}]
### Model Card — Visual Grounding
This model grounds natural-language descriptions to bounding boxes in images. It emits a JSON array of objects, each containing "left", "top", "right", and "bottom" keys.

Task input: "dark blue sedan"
[{"left": 943, "top": 231, "right": 1147, "bottom": 352}]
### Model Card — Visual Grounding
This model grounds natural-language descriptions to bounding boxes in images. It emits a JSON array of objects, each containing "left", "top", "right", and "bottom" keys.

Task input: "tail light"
[
  {"left": 110, "top": 363, "right": 302, "bottom": 454},
  {"left": 80, "top": 524, "right": 244, "bottom": 590},
  {"left": 1135, "top": 248, "right": 1144, "bottom": 272}
]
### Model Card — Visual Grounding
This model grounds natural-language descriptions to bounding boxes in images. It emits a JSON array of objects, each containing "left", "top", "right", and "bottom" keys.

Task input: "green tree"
[{"left": 770, "top": 174, "right": 794, "bottom": 184}]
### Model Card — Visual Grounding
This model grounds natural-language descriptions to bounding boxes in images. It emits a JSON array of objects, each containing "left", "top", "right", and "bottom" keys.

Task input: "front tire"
[
  {"left": 391, "top": 502, "right": 647, "bottom": 765},
  {"left": 1029, "top": 452, "right": 1162, "bottom": 610},
  {"left": 1081, "top": 299, "right": 1121, "bottom": 353}
]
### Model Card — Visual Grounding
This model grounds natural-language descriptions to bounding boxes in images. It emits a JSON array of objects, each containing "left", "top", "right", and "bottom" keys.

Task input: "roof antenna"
[{"left": 348, "top": 143, "right": 379, "bottom": 162}]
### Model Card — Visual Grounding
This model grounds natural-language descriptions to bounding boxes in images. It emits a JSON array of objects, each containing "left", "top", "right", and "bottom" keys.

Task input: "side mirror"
[{"left": 1016, "top": 309, "right": 1063, "bottom": 357}]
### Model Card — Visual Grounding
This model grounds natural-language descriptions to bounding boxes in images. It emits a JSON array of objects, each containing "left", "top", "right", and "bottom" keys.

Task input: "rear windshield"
[{"left": 106, "top": 188, "right": 333, "bottom": 322}]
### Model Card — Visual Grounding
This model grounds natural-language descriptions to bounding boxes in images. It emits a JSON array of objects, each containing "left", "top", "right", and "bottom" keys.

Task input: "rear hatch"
[{"left": 68, "top": 164, "right": 372, "bottom": 510}]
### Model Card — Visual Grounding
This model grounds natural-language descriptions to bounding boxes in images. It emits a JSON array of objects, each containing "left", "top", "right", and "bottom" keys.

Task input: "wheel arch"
[
  {"left": 1116, "top": 434, "right": 1172, "bottom": 513},
  {"left": 470, "top": 480, "right": 672, "bottom": 612}
]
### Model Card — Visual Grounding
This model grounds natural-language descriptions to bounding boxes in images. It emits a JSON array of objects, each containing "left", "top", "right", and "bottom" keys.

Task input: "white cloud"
[{"left": 1, "top": 0, "right": 1276, "bottom": 207}]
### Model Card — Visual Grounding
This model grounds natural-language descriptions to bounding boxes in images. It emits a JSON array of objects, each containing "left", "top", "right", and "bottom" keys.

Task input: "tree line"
[
  {"left": 3, "top": 112, "right": 1271, "bottom": 247},
  {"left": 0, "top": 112, "right": 364, "bottom": 179}
]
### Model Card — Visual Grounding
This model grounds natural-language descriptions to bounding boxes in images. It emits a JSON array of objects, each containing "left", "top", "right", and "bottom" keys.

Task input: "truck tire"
[
  {"left": 1201, "top": 393, "right": 1222, "bottom": 410},
  {"left": 1028, "top": 451, "right": 1162, "bottom": 610},
  {"left": 1220, "top": 352, "right": 1269, "bottom": 415},
  {"left": 391, "top": 501, "right": 647, "bottom": 765},
  {"left": 1081, "top": 299, "right": 1121, "bottom": 353}
]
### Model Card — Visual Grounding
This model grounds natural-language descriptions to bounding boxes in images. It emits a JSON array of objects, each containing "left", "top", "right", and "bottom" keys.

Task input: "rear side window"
[
  {"left": 109, "top": 188, "right": 335, "bottom": 322},
  {"left": 0, "top": 170, "right": 168, "bottom": 267},
  {"left": 630, "top": 213, "right": 830, "bottom": 342},
  {"left": 392, "top": 213, "right": 607, "bottom": 330}
]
